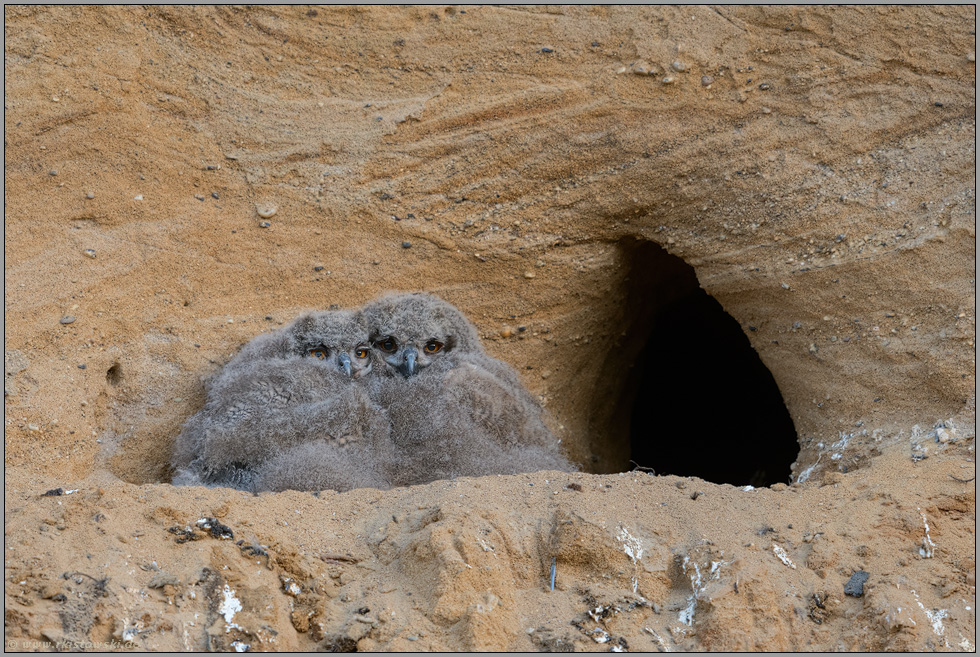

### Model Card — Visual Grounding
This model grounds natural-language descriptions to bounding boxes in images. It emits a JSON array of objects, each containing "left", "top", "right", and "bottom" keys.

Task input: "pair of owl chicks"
[{"left": 171, "top": 293, "right": 576, "bottom": 493}]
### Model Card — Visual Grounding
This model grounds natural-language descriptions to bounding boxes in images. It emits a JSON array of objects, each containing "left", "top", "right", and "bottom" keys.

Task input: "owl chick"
[
  {"left": 171, "top": 309, "right": 387, "bottom": 491},
  {"left": 361, "top": 292, "right": 576, "bottom": 486}
]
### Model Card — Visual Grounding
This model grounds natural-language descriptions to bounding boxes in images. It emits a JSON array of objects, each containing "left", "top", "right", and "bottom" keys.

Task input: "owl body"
[
  {"left": 252, "top": 437, "right": 393, "bottom": 493},
  {"left": 171, "top": 310, "right": 388, "bottom": 491},
  {"left": 362, "top": 293, "right": 576, "bottom": 486}
]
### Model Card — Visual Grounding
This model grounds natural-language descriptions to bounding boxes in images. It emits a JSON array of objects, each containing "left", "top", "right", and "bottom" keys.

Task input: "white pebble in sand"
[{"left": 256, "top": 203, "right": 278, "bottom": 218}]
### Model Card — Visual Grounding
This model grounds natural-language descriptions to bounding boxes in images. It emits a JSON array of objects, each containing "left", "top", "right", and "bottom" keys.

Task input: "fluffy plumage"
[
  {"left": 362, "top": 293, "right": 576, "bottom": 485},
  {"left": 252, "top": 439, "right": 392, "bottom": 493},
  {"left": 171, "top": 309, "right": 387, "bottom": 491}
]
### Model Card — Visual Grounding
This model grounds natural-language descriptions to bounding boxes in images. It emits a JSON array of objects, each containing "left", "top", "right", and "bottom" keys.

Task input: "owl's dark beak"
[
  {"left": 337, "top": 352, "right": 353, "bottom": 377},
  {"left": 399, "top": 346, "right": 418, "bottom": 377}
]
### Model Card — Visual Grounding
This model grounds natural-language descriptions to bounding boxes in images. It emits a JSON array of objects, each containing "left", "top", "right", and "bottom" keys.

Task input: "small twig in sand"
[{"left": 319, "top": 553, "right": 360, "bottom": 564}]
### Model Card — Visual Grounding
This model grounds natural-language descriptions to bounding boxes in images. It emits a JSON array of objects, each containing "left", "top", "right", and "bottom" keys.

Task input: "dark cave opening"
[{"left": 604, "top": 240, "right": 799, "bottom": 487}]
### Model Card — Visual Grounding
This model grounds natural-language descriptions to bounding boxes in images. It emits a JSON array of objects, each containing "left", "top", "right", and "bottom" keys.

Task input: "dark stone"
[{"left": 844, "top": 570, "right": 870, "bottom": 597}]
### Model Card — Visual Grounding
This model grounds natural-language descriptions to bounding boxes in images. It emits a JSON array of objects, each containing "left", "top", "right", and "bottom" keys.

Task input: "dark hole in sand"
[
  {"left": 598, "top": 239, "right": 799, "bottom": 487},
  {"left": 106, "top": 363, "right": 123, "bottom": 386}
]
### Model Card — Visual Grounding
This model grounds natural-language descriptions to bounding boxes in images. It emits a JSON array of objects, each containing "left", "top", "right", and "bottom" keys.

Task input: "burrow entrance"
[{"left": 592, "top": 239, "right": 799, "bottom": 487}]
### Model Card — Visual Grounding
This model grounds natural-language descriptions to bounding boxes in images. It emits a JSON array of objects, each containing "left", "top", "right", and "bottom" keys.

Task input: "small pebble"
[
  {"left": 82, "top": 249, "right": 97, "bottom": 259},
  {"left": 761, "top": 106, "right": 772, "bottom": 114},
  {"left": 258, "top": 221, "right": 271, "bottom": 228},
  {"left": 60, "top": 316, "right": 76, "bottom": 325},
  {"left": 524, "top": 271, "right": 536, "bottom": 279},
  {"left": 256, "top": 203, "right": 278, "bottom": 218},
  {"left": 968, "top": 53, "right": 976, "bottom": 62},
  {"left": 133, "top": 194, "right": 143, "bottom": 201},
  {"left": 701, "top": 75, "right": 713, "bottom": 86},
  {"left": 661, "top": 76, "right": 675, "bottom": 85},
  {"left": 539, "top": 47, "right": 554, "bottom": 53},
  {"left": 500, "top": 326, "right": 513, "bottom": 339},
  {"left": 844, "top": 570, "right": 869, "bottom": 597},
  {"left": 671, "top": 60, "right": 686, "bottom": 72},
  {"left": 401, "top": 241, "right": 412, "bottom": 249},
  {"left": 780, "top": 283, "right": 790, "bottom": 289},
  {"left": 759, "top": 82, "right": 772, "bottom": 90},
  {"left": 85, "top": 192, "right": 95, "bottom": 199},
  {"left": 211, "top": 192, "right": 219, "bottom": 199},
  {"left": 314, "top": 265, "right": 324, "bottom": 272},
  {"left": 49, "top": 170, "right": 58, "bottom": 176}
]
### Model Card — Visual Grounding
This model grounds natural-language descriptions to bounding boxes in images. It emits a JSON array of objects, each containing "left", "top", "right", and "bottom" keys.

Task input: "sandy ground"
[{"left": 4, "top": 5, "right": 975, "bottom": 651}]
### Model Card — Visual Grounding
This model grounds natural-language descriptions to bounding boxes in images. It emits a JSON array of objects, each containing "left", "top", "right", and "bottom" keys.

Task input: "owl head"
[
  {"left": 290, "top": 309, "right": 373, "bottom": 378},
  {"left": 361, "top": 292, "right": 483, "bottom": 377}
]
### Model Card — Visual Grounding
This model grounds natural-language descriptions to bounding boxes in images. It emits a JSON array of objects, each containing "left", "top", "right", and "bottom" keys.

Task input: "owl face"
[
  {"left": 361, "top": 293, "right": 482, "bottom": 378},
  {"left": 371, "top": 332, "right": 450, "bottom": 377},
  {"left": 291, "top": 310, "right": 374, "bottom": 379},
  {"left": 305, "top": 341, "right": 373, "bottom": 378}
]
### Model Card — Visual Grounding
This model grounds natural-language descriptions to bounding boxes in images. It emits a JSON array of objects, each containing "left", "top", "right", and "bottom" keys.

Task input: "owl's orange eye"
[
  {"left": 355, "top": 348, "right": 369, "bottom": 359},
  {"left": 375, "top": 337, "right": 397, "bottom": 353},
  {"left": 309, "top": 347, "right": 328, "bottom": 360},
  {"left": 424, "top": 340, "right": 444, "bottom": 354}
]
